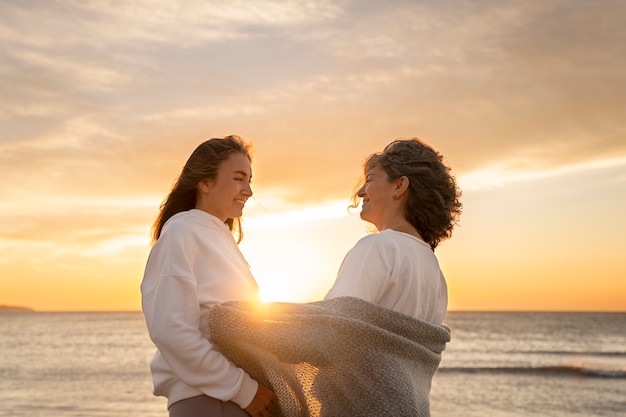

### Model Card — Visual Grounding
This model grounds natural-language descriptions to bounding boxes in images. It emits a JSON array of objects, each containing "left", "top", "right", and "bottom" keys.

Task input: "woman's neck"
[{"left": 379, "top": 219, "right": 421, "bottom": 239}]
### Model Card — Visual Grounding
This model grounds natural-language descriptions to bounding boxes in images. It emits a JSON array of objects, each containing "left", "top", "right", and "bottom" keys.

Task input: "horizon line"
[{"left": 3, "top": 308, "right": 625, "bottom": 314}]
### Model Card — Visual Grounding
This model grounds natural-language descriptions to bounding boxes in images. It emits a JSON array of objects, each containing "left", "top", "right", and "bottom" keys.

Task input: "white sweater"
[
  {"left": 325, "top": 230, "right": 448, "bottom": 324},
  {"left": 141, "top": 209, "right": 260, "bottom": 409}
]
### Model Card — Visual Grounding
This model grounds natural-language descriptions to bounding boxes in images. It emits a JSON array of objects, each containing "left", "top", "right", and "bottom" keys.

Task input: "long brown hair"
[
  {"left": 352, "top": 138, "right": 462, "bottom": 250},
  {"left": 151, "top": 135, "right": 252, "bottom": 244}
]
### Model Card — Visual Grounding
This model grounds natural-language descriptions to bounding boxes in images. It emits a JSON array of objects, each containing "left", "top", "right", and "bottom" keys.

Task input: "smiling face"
[
  {"left": 357, "top": 163, "right": 397, "bottom": 229},
  {"left": 196, "top": 152, "right": 253, "bottom": 222}
]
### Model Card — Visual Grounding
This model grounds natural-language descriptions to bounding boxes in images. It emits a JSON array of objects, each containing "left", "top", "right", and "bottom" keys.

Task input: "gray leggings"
[{"left": 169, "top": 395, "right": 249, "bottom": 417}]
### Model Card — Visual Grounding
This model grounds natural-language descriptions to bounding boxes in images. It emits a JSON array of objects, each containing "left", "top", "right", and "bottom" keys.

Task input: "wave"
[
  {"left": 507, "top": 350, "right": 626, "bottom": 357},
  {"left": 439, "top": 365, "right": 626, "bottom": 378}
]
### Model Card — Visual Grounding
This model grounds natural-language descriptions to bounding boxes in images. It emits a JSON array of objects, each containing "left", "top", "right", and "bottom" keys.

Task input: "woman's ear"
[
  {"left": 395, "top": 176, "right": 410, "bottom": 197},
  {"left": 197, "top": 179, "right": 213, "bottom": 194}
]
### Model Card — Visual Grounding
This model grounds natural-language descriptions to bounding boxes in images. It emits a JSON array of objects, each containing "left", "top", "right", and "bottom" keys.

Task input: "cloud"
[
  {"left": 1, "top": 0, "right": 626, "bottom": 207},
  {"left": 459, "top": 156, "right": 626, "bottom": 191},
  {"left": 245, "top": 199, "right": 354, "bottom": 229},
  {"left": 0, "top": 0, "right": 343, "bottom": 47}
]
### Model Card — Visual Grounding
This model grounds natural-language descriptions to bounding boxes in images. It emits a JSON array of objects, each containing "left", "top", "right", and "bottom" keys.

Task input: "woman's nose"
[
  {"left": 243, "top": 182, "right": 253, "bottom": 197},
  {"left": 357, "top": 185, "right": 365, "bottom": 197}
]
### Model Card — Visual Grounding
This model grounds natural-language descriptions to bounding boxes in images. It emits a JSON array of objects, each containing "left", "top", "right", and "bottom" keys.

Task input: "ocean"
[{"left": 1, "top": 311, "right": 624, "bottom": 416}]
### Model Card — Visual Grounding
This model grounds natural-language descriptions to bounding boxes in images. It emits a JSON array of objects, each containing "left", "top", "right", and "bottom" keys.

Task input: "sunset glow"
[{"left": 1, "top": 0, "right": 625, "bottom": 312}]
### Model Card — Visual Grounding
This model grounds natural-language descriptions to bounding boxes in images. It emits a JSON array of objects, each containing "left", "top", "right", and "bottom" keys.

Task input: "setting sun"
[{"left": 241, "top": 200, "right": 367, "bottom": 303}]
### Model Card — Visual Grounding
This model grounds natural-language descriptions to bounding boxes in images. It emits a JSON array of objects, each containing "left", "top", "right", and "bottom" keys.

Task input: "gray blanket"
[{"left": 208, "top": 297, "right": 450, "bottom": 417}]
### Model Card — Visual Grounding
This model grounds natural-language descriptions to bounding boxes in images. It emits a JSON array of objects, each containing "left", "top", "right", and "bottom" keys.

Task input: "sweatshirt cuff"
[{"left": 232, "top": 374, "right": 258, "bottom": 409}]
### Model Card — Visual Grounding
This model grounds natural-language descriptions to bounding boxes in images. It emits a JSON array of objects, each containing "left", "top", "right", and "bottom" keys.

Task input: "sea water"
[
  {"left": 1, "top": 311, "right": 624, "bottom": 416},
  {"left": 430, "top": 312, "right": 626, "bottom": 417}
]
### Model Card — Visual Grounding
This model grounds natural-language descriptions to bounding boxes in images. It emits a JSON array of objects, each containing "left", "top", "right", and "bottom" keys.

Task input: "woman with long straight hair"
[{"left": 141, "top": 135, "right": 277, "bottom": 417}]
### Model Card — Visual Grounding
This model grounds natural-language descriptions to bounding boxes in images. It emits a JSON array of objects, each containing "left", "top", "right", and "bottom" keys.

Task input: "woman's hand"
[{"left": 244, "top": 383, "right": 278, "bottom": 417}]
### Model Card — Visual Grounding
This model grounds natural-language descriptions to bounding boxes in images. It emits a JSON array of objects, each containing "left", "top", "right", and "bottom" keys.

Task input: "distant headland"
[{"left": 0, "top": 305, "right": 35, "bottom": 312}]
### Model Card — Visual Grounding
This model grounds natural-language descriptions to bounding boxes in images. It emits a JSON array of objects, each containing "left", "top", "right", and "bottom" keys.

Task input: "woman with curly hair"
[
  {"left": 324, "top": 137, "right": 462, "bottom": 325},
  {"left": 204, "top": 137, "right": 461, "bottom": 417}
]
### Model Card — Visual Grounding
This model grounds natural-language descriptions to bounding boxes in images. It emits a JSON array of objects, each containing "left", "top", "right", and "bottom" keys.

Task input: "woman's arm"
[{"left": 141, "top": 225, "right": 259, "bottom": 409}]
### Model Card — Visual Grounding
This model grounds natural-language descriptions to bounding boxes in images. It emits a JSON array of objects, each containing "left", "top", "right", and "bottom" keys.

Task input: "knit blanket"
[{"left": 208, "top": 297, "right": 451, "bottom": 417}]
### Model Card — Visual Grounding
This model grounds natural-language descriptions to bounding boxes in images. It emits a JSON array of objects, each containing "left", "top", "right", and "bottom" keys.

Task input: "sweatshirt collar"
[{"left": 189, "top": 209, "right": 231, "bottom": 231}]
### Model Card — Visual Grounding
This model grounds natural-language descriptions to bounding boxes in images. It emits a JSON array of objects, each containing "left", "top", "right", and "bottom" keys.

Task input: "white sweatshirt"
[
  {"left": 141, "top": 209, "right": 260, "bottom": 409},
  {"left": 324, "top": 229, "right": 448, "bottom": 324}
]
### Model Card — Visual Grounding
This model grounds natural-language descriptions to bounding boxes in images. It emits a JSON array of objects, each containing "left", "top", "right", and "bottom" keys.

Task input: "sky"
[{"left": 1, "top": 0, "right": 625, "bottom": 312}]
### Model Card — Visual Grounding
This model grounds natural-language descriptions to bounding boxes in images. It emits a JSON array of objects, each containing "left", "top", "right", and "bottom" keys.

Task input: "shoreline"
[{"left": 0, "top": 305, "right": 35, "bottom": 313}]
